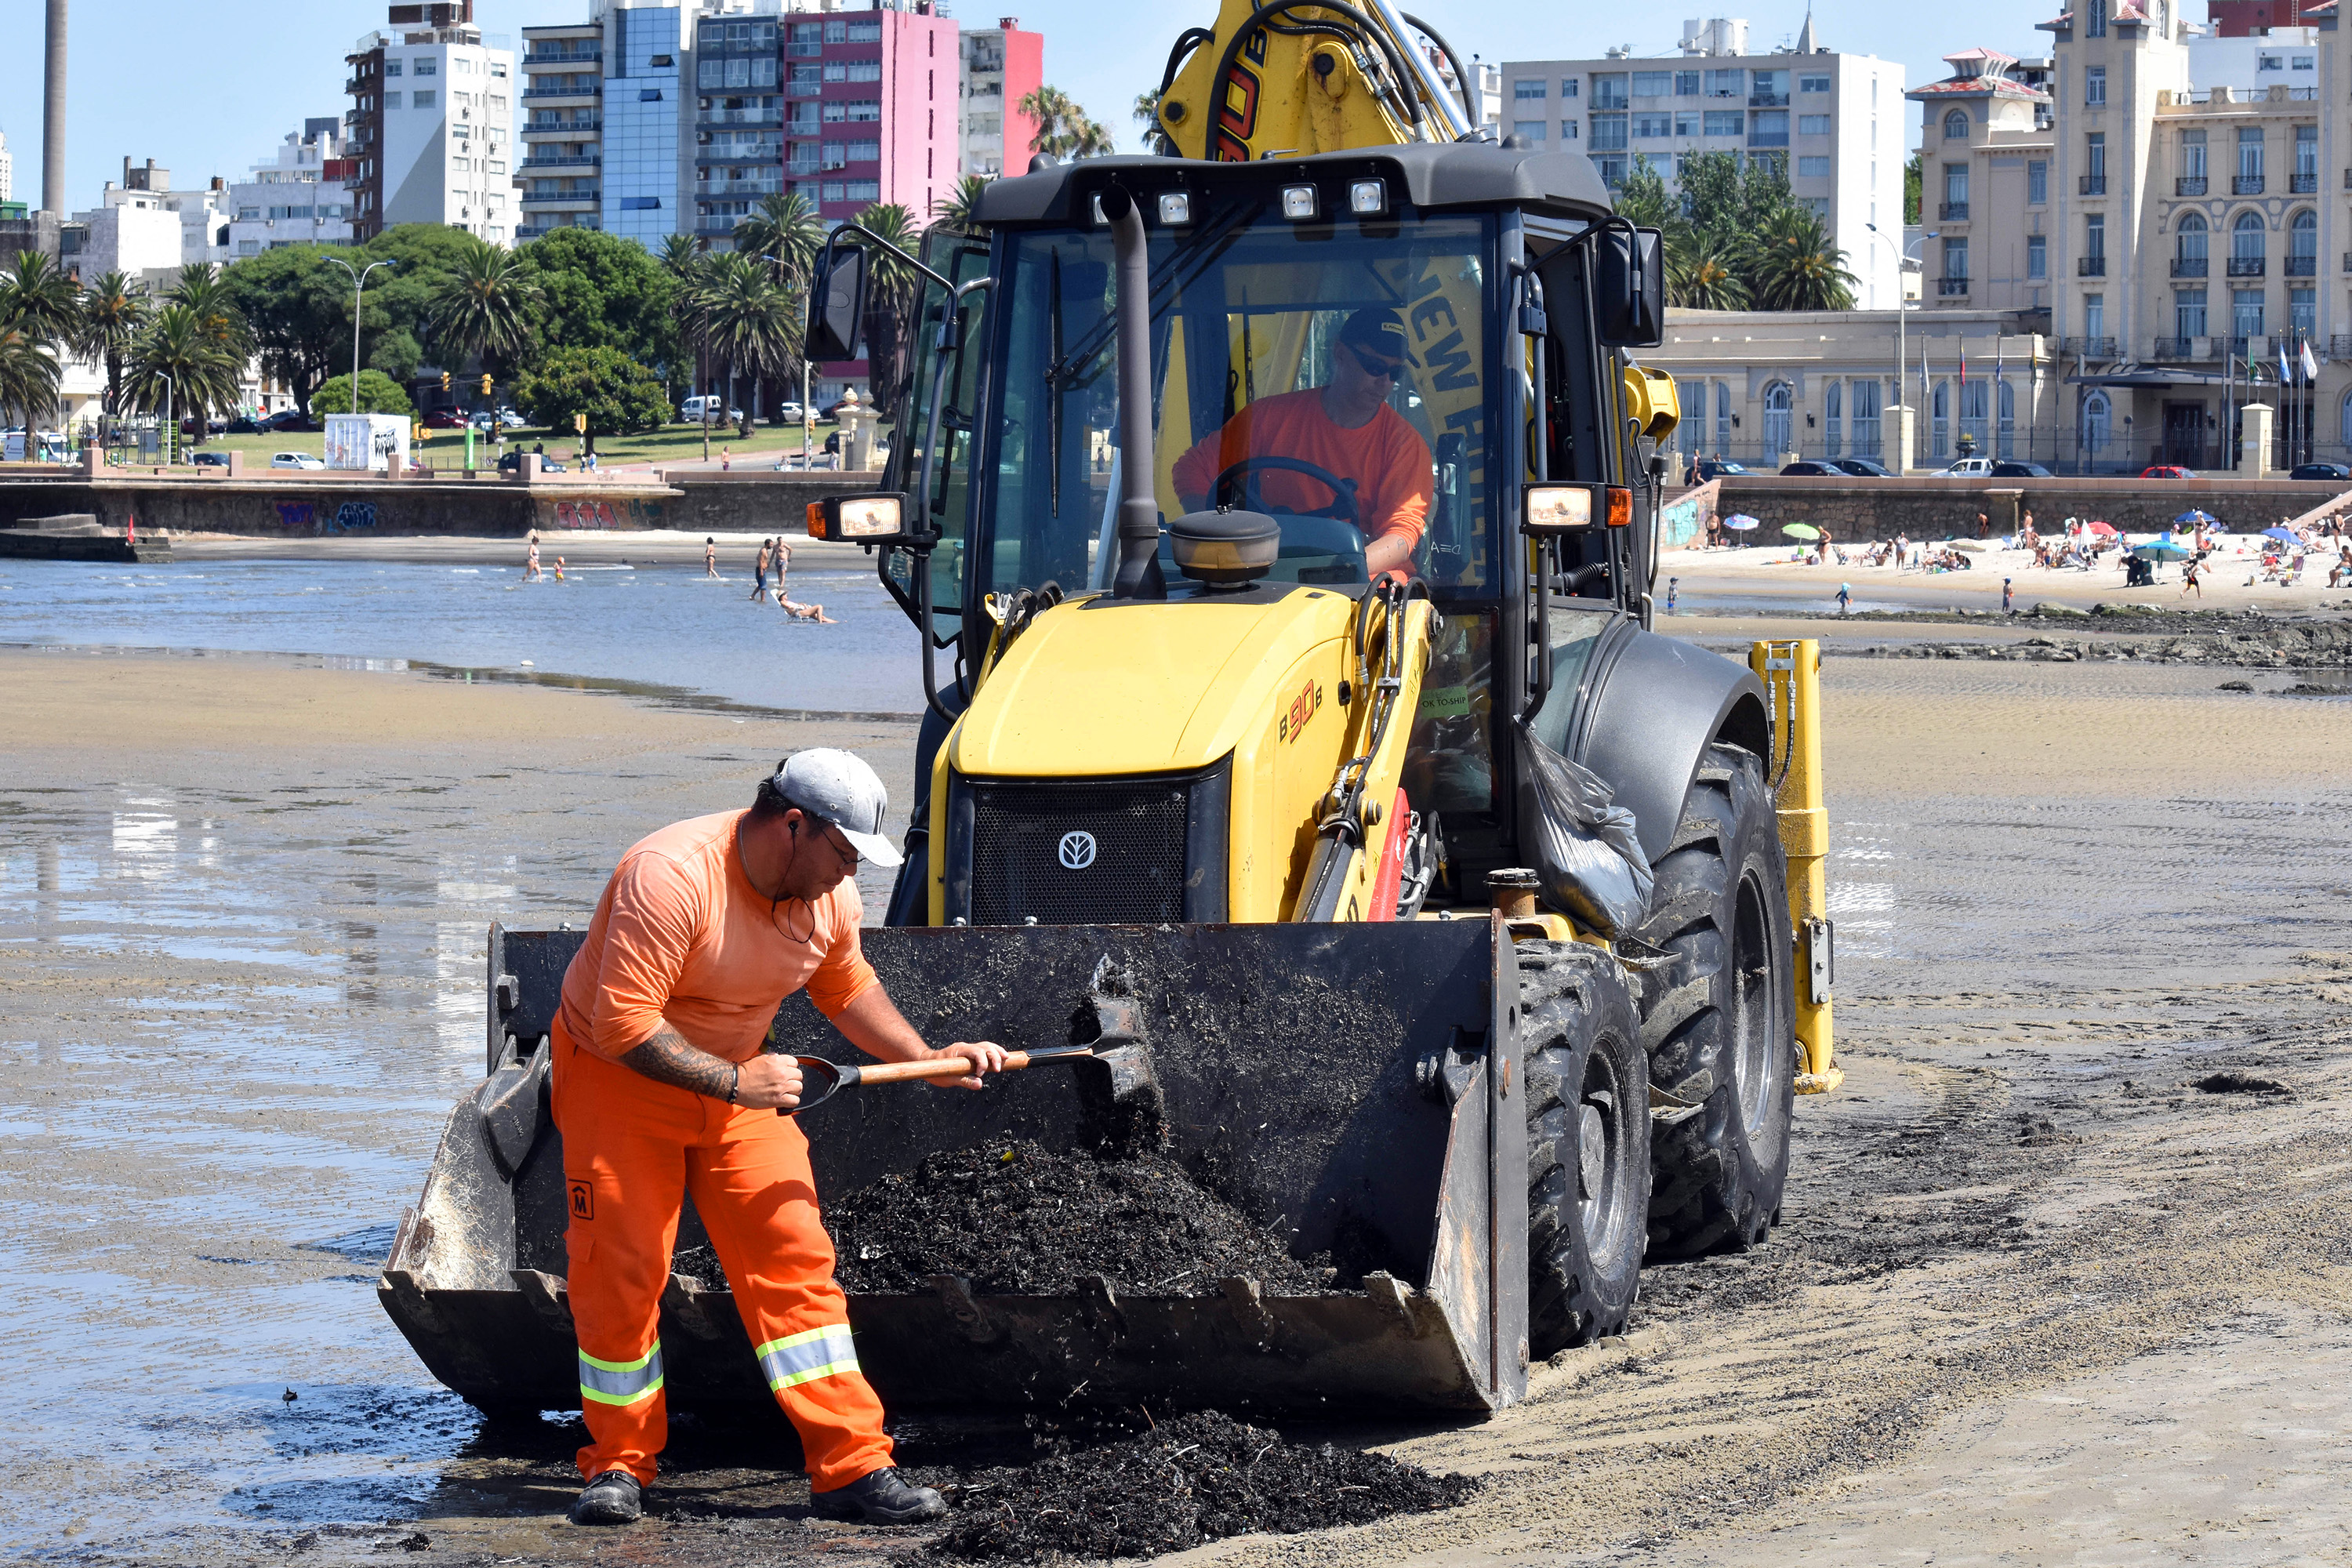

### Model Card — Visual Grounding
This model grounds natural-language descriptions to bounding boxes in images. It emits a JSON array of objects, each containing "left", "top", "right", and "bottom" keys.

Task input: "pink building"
[
  {"left": 779, "top": 0, "right": 959, "bottom": 225},
  {"left": 959, "top": 18, "right": 1044, "bottom": 180}
]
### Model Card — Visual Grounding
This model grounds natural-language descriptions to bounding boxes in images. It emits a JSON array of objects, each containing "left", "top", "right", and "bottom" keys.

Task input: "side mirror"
[
  {"left": 806, "top": 245, "right": 869, "bottom": 362},
  {"left": 1595, "top": 226, "right": 1664, "bottom": 348},
  {"left": 1523, "top": 482, "right": 1629, "bottom": 535},
  {"left": 806, "top": 492, "right": 917, "bottom": 546}
]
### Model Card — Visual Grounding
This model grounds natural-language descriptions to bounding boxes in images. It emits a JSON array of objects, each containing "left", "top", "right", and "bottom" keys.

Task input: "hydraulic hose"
[
  {"left": 1100, "top": 187, "right": 1163, "bottom": 601},
  {"left": 1203, "top": 0, "right": 1425, "bottom": 158},
  {"left": 1399, "top": 12, "right": 1479, "bottom": 133}
]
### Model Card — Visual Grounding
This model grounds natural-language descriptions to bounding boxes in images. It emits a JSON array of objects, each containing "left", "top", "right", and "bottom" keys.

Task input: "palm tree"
[
  {"left": 851, "top": 202, "right": 924, "bottom": 419},
  {"left": 71, "top": 271, "right": 151, "bottom": 450},
  {"left": 1745, "top": 209, "right": 1859, "bottom": 311},
  {"left": 1669, "top": 241, "right": 1751, "bottom": 311},
  {"left": 1134, "top": 89, "right": 1172, "bottom": 156},
  {"left": 931, "top": 175, "right": 991, "bottom": 235},
  {"left": 1019, "top": 85, "right": 1116, "bottom": 158},
  {"left": 125, "top": 304, "right": 241, "bottom": 456},
  {"left": 659, "top": 233, "right": 706, "bottom": 285},
  {"left": 690, "top": 252, "right": 798, "bottom": 437},
  {"left": 0, "top": 252, "right": 81, "bottom": 345},
  {"left": 735, "top": 191, "right": 824, "bottom": 285},
  {"left": 0, "top": 322, "right": 62, "bottom": 445},
  {"left": 430, "top": 236, "right": 543, "bottom": 375},
  {"left": 163, "top": 262, "right": 253, "bottom": 431}
]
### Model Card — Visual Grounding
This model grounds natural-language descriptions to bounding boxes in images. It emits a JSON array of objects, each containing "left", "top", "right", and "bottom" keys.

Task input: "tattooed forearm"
[{"left": 619, "top": 1026, "right": 738, "bottom": 1100}]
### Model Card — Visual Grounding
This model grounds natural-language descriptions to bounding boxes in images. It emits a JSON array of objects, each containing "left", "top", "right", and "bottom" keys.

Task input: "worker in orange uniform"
[
  {"left": 1171, "top": 307, "right": 1434, "bottom": 578},
  {"left": 551, "top": 749, "right": 1005, "bottom": 1527}
]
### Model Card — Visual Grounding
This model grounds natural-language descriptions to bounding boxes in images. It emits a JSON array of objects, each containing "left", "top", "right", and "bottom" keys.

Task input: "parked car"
[
  {"left": 1991, "top": 459, "right": 2054, "bottom": 477},
  {"left": 270, "top": 452, "right": 326, "bottom": 470},
  {"left": 1937, "top": 456, "right": 1995, "bottom": 477},
  {"left": 191, "top": 451, "right": 231, "bottom": 468},
  {"left": 424, "top": 409, "right": 470, "bottom": 430},
  {"left": 225, "top": 416, "right": 262, "bottom": 434},
  {"left": 1777, "top": 459, "right": 1843, "bottom": 477},
  {"left": 258, "top": 410, "right": 310, "bottom": 433},
  {"left": 680, "top": 395, "right": 742, "bottom": 424},
  {"left": 777, "top": 401, "right": 807, "bottom": 424},
  {"left": 1692, "top": 457, "right": 1749, "bottom": 481},
  {"left": 819, "top": 398, "right": 869, "bottom": 421},
  {"left": 2289, "top": 461, "right": 2352, "bottom": 481},
  {"left": 2138, "top": 464, "right": 2196, "bottom": 479},
  {"left": 1829, "top": 456, "right": 1895, "bottom": 477}
]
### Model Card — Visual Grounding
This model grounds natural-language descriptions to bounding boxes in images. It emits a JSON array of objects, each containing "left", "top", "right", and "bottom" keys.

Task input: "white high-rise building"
[
  {"left": 345, "top": 5, "right": 517, "bottom": 244},
  {"left": 227, "top": 120, "right": 360, "bottom": 258},
  {"left": 96, "top": 157, "right": 231, "bottom": 266},
  {"left": 1502, "top": 16, "right": 1908, "bottom": 308}
]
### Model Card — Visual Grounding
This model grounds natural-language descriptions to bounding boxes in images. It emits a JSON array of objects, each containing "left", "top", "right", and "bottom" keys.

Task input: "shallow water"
[{"left": 0, "top": 559, "right": 925, "bottom": 714}]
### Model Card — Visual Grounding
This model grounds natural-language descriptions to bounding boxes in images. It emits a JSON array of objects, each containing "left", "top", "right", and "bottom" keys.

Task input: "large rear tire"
[
  {"left": 1521, "top": 940, "right": 1650, "bottom": 1356},
  {"left": 1631, "top": 743, "right": 1797, "bottom": 1260}
]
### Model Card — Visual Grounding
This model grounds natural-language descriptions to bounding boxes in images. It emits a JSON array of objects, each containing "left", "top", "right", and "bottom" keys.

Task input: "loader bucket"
[{"left": 379, "top": 917, "right": 1528, "bottom": 1417}]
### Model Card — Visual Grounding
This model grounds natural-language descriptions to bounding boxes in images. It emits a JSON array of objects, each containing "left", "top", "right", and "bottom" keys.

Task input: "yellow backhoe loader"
[{"left": 379, "top": 0, "right": 1837, "bottom": 1418}]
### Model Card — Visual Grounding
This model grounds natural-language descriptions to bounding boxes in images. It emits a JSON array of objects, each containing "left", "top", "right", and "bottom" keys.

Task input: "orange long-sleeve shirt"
[
  {"left": 1171, "top": 389, "right": 1433, "bottom": 554},
  {"left": 555, "top": 809, "right": 878, "bottom": 1063}
]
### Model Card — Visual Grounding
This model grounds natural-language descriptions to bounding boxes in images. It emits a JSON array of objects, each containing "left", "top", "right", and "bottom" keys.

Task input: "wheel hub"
[{"left": 1576, "top": 1102, "right": 1606, "bottom": 1203}]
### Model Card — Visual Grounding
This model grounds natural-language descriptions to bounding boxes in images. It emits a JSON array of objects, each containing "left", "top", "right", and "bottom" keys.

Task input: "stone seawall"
[
  {"left": 0, "top": 471, "right": 880, "bottom": 539},
  {"left": 1711, "top": 475, "right": 2351, "bottom": 542}
]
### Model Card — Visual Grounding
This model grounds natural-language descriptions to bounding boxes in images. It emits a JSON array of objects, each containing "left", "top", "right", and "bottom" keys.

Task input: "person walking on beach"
[
  {"left": 549, "top": 750, "right": 998, "bottom": 1529},
  {"left": 554, "top": 556, "right": 567, "bottom": 582},
  {"left": 1835, "top": 583, "right": 1852, "bottom": 615},
  {"left": 2002, "top": 576, "right": 2014, "bottom": 614},
  {"left": 1976, "top": 512, "right": 1990, "bottom": 540},
  {"left": 721, "top": 446, "right": 733, "bottom": 472},
  {"left": 1664, "top": 575, "right": 1679, "bottom": 615},
  {"left": 2182, "top": 557, "right": 2203, "bottom": 599},
  {"left": 750, "top": 539, "right": 772, "bottom": 601},
  {"left": 771, "top": 538, "right": 792, "bottom": 605},
  {"left": 526, "top": 532, "right": 543, "bottom": 582},
  {"left": 704, "top": 537, "right": 718, "bottom": 579}
]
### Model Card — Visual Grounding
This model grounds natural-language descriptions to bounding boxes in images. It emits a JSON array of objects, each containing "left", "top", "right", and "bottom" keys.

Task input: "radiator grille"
[{"left": 968, "top": 777, "right": 1192, "bottom": 926}]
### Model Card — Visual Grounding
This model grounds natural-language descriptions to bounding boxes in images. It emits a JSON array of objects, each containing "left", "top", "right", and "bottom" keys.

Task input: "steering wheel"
[{"left": 1212, "top": 456, "right": 1362, "bottom": 528}]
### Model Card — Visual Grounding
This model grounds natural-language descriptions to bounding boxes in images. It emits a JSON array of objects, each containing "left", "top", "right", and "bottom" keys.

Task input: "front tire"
[
  {"left": 1632, "top": 743, "right": 1797, "bottom": 1259},
  {"left": 1522, "top": 940, "right": 1650, "bottom": 1356}
]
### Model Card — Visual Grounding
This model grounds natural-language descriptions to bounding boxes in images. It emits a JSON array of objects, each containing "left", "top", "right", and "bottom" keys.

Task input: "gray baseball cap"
[{"left": 774, "top": 749, "right": 902, "bottom": 868}]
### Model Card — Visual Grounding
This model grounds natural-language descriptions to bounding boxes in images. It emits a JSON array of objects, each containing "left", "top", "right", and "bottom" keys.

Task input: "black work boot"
[
  {"left": 809, "top": 1466, "right": 947, "bottom": 1525},
  {"left": 570, "top": 1468, "right": 643, "bottom": 1525}
]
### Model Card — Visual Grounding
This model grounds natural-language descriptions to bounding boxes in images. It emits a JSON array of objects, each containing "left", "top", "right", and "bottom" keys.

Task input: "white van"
[{"left": 680, "top": 395, "right": 742, "bottom": 424}]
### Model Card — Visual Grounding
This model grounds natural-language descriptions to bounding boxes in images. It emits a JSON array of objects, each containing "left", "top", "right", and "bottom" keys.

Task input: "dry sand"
[{"left": 5, "top": 648, "right": 2352, "bottom": 1566}]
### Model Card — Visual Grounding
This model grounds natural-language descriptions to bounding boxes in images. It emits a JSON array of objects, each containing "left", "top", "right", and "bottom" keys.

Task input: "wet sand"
[{"left": 7, "top": 647, "right": 2352, "bottom": 1565}]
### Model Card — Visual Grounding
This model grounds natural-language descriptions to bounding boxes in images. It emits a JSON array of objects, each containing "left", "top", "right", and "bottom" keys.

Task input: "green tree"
[
  {"left": 313, "top": 369, "right": 418, "bottom": 419},
  {"left": 659, "top": 232, "right": 706, "bottom": 284},
  {"left": 223, "top": 244, "right": 358, "bottom": 416},
  {"left": 430, "top": 236, "right": 542, "bottom": 376},
  {"left": 512, "top": 345, "right": 670, "bottom": 455},
  {"left": 1134, "top": 88, "right": 1172, "bottom": 156},
  {"left": 125, "top": 303, "right": 242, "bottom": 447},
  {"left": 1746, "top": 207, "right": 1858, "bottom": 310},
  {"left": 735, "top": 191, "right": 824, "bottom": 285},
  {"left": 931, "top": 174, "right": 991, "bottom": 234},
  {"left": 690, "top": 251, "right": 798, "bottom": 437},
  {"left": 1612, "top": 155, "right": 1675, "bottom": 230},
  {"left": 368, "top": 327, "right": 423, "bottom": 384},
  {"left": 358, "top": 223, "right": 499, "bottom": 369},
  {"left": 851, "top": 202, "right": 924, "bottom": 419},
  {"left": 1904, "top": 151, "right": 1922, "bottom": 227},
  {"left": 1668, "top": 239, "right": 1751, "bottom": 310},
  {"left": 0, "top": 322, "right": 62, "bottom": 440},
  {"left": 71, "top": 271, "right": 151, "bottom": 446},
  {"left": 517, "top": 225, "right": 678, "bottom": 371},
  {"left": 159, "top": 265, "right": 252, "bottom": 431},
  {"left": 0, "top": 251, "right": 81, "bottom": 346},
  {"left": 1020, "top": 85, "right": 1116, "bottom": 158}
]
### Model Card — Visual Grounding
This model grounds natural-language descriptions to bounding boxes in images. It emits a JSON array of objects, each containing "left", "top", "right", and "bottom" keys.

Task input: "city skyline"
[{"left": 3, "top": 0, "right": 2071, "bottom": 220}]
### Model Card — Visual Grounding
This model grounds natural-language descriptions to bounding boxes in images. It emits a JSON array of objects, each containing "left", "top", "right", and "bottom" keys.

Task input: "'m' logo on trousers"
[{"left": 569, "top": 1181, "right": 594, "bottom": 1221}]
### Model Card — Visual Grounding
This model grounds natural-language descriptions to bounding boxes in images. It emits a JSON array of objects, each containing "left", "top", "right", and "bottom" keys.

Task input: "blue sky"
[{"left": 2, "top": 0, "right": 2061, "bottom": 210}]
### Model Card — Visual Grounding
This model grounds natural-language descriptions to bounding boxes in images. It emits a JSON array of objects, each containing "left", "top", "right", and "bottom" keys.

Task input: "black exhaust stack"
[{"left": 1100, "top": 185, "right": 1166, "bottom": 600}]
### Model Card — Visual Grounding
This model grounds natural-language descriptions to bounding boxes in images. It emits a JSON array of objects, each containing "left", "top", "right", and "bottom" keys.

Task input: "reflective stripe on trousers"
[
  {"left": 757, "top": 1324, "right": 858, "bottom": 1391},
  {"left": 579, "top": 1341, "right": 666, "bottom": 1406}
]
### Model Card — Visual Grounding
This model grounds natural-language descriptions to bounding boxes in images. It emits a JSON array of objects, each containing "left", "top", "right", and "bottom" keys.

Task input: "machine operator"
[
  {"left": 1171, "top": 307, "right": 1435, "bottom": 578},
  {"left": 550, "top": 749, "right": 1005, "bottom": 1528}
]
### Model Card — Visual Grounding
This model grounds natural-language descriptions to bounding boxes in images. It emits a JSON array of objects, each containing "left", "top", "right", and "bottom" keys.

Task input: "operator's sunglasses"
[{"left": 1342, "top": 340, "right": 1406, "bottom": 380}]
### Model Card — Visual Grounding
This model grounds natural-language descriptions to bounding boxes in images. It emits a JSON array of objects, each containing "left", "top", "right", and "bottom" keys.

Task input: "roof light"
[
  {"left": 1279, "top": 183, "right": 1319, "bottom": 220},
  {"left": 1348, "top": 178, "right": 1388, "bottom": 216},
  {"left": 1157, "top": 191, "right": 1192, "bottom": 226}
]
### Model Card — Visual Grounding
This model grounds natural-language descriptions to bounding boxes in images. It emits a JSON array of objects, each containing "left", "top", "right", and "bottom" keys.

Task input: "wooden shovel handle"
[{"left": 851, "top": 1049, "right": 1036, "bottom": 1087}]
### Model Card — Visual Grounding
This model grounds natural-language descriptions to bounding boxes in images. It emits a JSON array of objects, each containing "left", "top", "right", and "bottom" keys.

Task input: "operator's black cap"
[{"left": 1339, "top": 307, "right": 1407, "bottom": 357}]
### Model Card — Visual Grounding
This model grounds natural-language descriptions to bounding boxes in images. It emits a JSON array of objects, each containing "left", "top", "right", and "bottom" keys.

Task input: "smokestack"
[{"left": 42, "top": 0, "right": 67, "bottom": 216}]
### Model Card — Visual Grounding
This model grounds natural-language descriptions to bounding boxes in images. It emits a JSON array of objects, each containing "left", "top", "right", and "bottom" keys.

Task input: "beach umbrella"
[
  {"left": 1951, "top": 540, "right": 1988, "bottom": 553},
  {"left": 2135, "top": 541, "right": 2192, "bottom": 561},
  {"left": 2263, "top": 525, "right": 2298, "bottom": 543},
  {"left": 2175, "top": 509, "right": 2218, "bottom": 527},
  {"left": 1723, "top": 514, "right": 1760, "bottom": 531},
  {"left": 2086, "top": 521, "right": 2118, "bottom": 537},
  {"left": 1781, "top": 523, "right": 1821, "bottom": 539}
]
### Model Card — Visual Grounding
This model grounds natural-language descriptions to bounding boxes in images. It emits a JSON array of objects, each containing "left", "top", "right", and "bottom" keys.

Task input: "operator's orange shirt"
[
  {"left": 1170, "top": 389, "right": 1433, "bottom": 554},
  {"left": 555, "top": 809, "right": 879, "bottom": 1063}
]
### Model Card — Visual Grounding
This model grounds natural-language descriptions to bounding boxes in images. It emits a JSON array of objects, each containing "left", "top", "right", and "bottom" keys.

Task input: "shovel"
[{"left": 778, "top": 1044, "right": 1109, "bottom": 1116}]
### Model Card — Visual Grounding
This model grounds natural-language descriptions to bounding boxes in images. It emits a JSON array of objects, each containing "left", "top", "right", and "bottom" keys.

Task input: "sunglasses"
[{"left": 1342, "top": 340, "right": 1405, "bottom": 380}]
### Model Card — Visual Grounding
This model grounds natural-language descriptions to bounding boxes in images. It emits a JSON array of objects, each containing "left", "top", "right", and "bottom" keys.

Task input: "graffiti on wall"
[
  {"left": 325, "top": 501, "right": 379, "bottom": 533},
  {"left": 554, "top": 499, "right": 617, "bottom": 529},
  {"left": 539, "top": 496, "right": 662, "bottom": 531},
  {"left": 274, "top": 500, "right": 315, "bottom": 532}
]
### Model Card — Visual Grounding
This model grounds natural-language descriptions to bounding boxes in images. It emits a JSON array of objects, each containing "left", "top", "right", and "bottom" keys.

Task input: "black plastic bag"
[{"left": 1523, "top": 731, "right": 1653, "bottom": 938}]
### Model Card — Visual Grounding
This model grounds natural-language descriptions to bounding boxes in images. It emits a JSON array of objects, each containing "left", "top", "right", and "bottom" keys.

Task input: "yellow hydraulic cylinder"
[{"left": 1749, "top": 640, "right": 1840, "bottom": 1094}]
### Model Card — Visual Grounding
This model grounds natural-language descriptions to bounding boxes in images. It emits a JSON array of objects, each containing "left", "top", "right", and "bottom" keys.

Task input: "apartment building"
[
  {"left": 1908, "top": 50, "right": 2055, "bottom": 315},
  {"left": 344, "top": 2, "right": 517, "bottom": 245},
  {"left": 957, "top": 18, "right": 1042, "bottom": 183},
  {"left": 96, "top": 158, "right": 230, "bottom": 267},
  {"left": 604, "top": 7, "right": 686, "bottom": 247},
  {"left": 517, "top": 20, "right": 608, "bottom": 239},
  {"left": 768, "top": 0, "right": 959, "bottom": 229},
  {"left": 227, "top": 121, "right": 361, "bottom": 258},
  {"left": 1502, "top": 17, "right": 1908, "bottom": 307},
  {"left": 2207, "top": 0, "right": 2327, "bottom": 34}
]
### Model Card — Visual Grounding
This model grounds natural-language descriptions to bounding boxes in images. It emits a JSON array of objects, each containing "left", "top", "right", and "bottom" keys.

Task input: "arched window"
[
  {"left": 1998, "top": 380, "right": 2016, "bottom": 458},
  {"left": 2177, "top": 210, "right": 2207, "bottom": 272},
  {"left": 2291, "top": 209, "right": 2317, "bottom": 269},
  {"left": 2232, "top": 210, "right": 2267, "bottom": 265},
  {"left": 1944, "top": 109, "right": 1969, "bottom": 141},
  {"left": 1960, "top": 379, "right": 1990, "bottom": 453},
  {"left": 2081, "top": 388, "right": 2112, "bottom": 464},
  {"left": 1762, "top": 380, "right": 1794, "bottom": 456},
  {"left": 1932, "top": 378, "right": 1951, "bottom": 458},
  {"left": 1824, "top": 380, "right": 1843, "bottom": 458}
]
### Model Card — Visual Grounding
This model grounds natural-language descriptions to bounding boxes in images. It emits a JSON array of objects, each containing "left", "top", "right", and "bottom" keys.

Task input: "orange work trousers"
[{"left": 551, "top": 1018, "right": 894, "bottom": 1490}]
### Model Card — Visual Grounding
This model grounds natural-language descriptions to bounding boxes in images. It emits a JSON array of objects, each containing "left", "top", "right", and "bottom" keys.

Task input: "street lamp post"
[
  {"left": 325, "top": 257, "right": 397, "bottom": 415},
  {"left": 159, "top": 372, "right": 176, "bottom": 467},
  {"left": 1866, "top": 223, "right": 1937, "bottom": 471}
]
